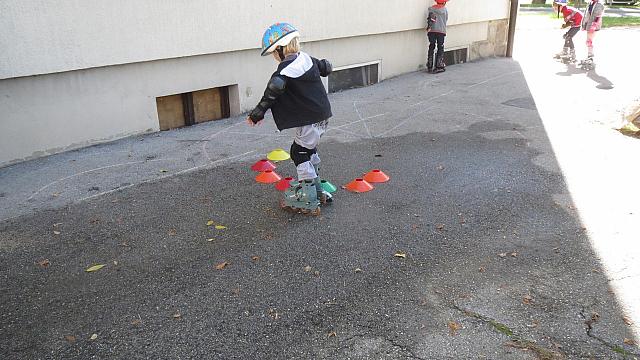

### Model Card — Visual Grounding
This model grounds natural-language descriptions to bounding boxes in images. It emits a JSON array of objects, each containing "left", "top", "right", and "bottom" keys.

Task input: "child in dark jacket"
[
  {"left": 247, "top": 23, "right": 333, "bottom": 215},
  {"left": 426, "top": 0, "right": 449, "bottom": 73}
]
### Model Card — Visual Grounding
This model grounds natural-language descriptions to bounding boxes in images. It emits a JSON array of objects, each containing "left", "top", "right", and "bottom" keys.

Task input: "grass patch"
[
  {"left": 490, "top": 320, "right": 514, "bottom": 337},
  {"left": 612, "top": 344, "right": 632, "bottom": 356},
  {"left": 602, "top": 16, "right": 640, "bottom": 27}
]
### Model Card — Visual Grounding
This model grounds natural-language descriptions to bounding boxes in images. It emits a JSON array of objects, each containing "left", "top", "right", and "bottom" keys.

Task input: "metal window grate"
[{"left": 328, "top": 63, "right": 379, "bottom": 93}]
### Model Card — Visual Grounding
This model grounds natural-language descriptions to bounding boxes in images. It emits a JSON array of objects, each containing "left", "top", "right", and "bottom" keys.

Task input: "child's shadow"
[
  {"left": 555, "top": 64, "right": 614, "bottom": 90},
  {"left": 587, "top": 69, "right": 614, "bottom": 90}
]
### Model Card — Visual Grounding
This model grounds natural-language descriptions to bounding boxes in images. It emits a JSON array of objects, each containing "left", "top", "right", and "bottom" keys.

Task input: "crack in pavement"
[
  {"left": 449, "top": 303, "right": 565, "bottom": 360},
  {"left": 337, "top": 332, "right": 426, "bottom": 360},
  {"left": 579, "top": 306, "right": 640, "bottom": 358}
]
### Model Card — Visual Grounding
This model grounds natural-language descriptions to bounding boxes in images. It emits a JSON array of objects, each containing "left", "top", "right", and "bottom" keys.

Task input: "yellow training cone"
[{"left": 267, "top": 148, "right": 290, "bottom": 162}]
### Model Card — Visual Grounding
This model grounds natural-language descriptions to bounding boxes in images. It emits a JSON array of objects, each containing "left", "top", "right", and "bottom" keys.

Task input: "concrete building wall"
[{"left": 0, "top": 0, "right": 512, "bottom": 167}]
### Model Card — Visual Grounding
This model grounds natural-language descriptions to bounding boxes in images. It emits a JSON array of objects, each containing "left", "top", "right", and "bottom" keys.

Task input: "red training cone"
[
  {"left": 256, "top": 170, "right": 282, "bottom": 184},
  {"left": 345, "top": 178, "right": 374, "bottom": 193},
  {"left": 251, "top": 159, "right": 276, "bottom": 172},
  {"left": 363, "top": 169, "right": 390, "bottom": 183},
  {"left": 275, "top": 177, "right": 296, "bottom": 191}
]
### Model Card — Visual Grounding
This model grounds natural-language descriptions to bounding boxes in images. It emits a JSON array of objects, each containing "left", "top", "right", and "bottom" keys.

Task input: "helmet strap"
[{"left": 276, "top": 47, "right": 285, "bottom": 61}]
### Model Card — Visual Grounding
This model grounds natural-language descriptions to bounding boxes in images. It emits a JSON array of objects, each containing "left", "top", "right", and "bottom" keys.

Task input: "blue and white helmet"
[{"left": 261, "top": 22, "right": 300, "bottom": 56}]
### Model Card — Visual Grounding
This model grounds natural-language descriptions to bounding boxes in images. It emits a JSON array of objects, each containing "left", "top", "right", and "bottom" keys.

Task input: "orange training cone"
[
  {"left": 251, "top": 159, "right": 276, "bottom": 172},
  {"left": 275, "top": 177, "right": 296, "bottom": 191},
  {"left": 256, "top": 170, "right": 282, "bottom": 184},
  {"left": 363, "top": 169, "right": 390, "bottom": 183},
  {"left": 345, "top": 178, "right": 374, "bottom": 193}
]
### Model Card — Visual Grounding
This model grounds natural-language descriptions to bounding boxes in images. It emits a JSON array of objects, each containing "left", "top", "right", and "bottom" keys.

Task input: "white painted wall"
[
  {"left": 0, "top": 0, "right": 512, "bottom": 166},
  {"left": 0, "top": 0, "right": 510, "bottom": 79}
]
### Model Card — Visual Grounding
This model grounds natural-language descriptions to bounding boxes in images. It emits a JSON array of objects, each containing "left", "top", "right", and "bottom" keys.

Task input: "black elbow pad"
[
  {"left": 266, "top": 75, "right": 287, "bottom": 97},
  {"left": 318, "top": 59, "right": 333, "bottom": 77}
]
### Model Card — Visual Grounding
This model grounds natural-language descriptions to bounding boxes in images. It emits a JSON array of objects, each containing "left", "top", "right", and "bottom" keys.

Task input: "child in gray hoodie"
[{"left": 426, "top": 0, "right": 449, "bottom": 73}]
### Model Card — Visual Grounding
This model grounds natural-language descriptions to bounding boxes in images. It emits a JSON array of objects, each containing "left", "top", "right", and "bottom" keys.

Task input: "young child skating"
[
  {"left": 580, "top": 0, "right": 605, "bottom": 70},
  {"left": 552, "top": 0, "right": 583, "bottom": 63},
  {"left": 247, "top": 22, "right": 333, "bottom": 215},
  {"left": 426, "top": 0, "right": 449, "bottom": 73}
]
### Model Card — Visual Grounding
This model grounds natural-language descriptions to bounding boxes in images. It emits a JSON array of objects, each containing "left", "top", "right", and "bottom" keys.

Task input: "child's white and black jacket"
[{"left": 249, "top": 51, "right": 333, "bottom": 130}]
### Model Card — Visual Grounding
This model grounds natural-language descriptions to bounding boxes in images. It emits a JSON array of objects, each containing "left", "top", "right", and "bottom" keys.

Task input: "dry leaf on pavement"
[
  {"left": 89, "top": 334, "right": 98, "bottom": 340},
  {"left": 53, "top": 231, "right": 61, "bottom": 235},
  {"left": 304, "top": 265, "right": 312, "bottom": 272},
  {"left": 37, "top": 259, "right": 50, "bottom": 268},
  {"left": 64, "top": 335, "right": 76, "bottom": 343},
  {"left": 448, "top": 321, "right": 462, "bottom": 336},
  {"left": 623, "top": 338, "right": 635, "bottom": 345},
  {"left": 131, "top": 319, "right": 142, "bottom": 326},
  {"left": 498, "top": 253, "right": 507, "bottom": 258},
  {"left": 522, "top": 295, "right": 534, "bottom": 305},
  {"left": 172, "top": 313, "right": 181, "bottom": 319},
  {"left": 622, "top": 316, "right": 633, "bottom": 326},
  {"left": 215, "top": 262, "right": 229, "bottom": 270},
  {"left": 168, "top": 228, "right": 177, "bottom": 236},
  {"left": 85, "top": 264, "right": 106, "bottom": 272},
  {"left": 206, "top": 220, "right": 215, "bottom": 226},
  {"left": 394, "top": 252, "right": 407, "bottom": 259},
  {"left": 215, "top": 225, "right": 227, "bottom": 230},
  {"left": 251, "top": 256, "right": 260, "bottom": 261}
]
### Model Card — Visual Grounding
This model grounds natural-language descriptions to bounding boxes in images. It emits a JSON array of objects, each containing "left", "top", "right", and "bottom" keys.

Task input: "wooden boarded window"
[{"left": 157, "top": 87, "right": 230, "bottom": 131}]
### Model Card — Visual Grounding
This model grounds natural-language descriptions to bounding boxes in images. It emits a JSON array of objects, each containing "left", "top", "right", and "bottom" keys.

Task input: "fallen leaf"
[
  {"left": 591, "top": 312, "right": 600, "bottom": 322},
  {"left": 394, "top": 252, "right": 407, "bottom": 259},
  {"left": 53, "top": 223, "right": 63, "bottom": 227},
  {"left": 53, "top": 230, "right": 61, "bottom": 235},
  {"left": 85, "top": 264, "right": 106, "bottom": 272},
  {"left": 168, "top": 228, "right": 177, "bottom": 236},
  {"left": 510, "top": 252, "right": 518, "bottom": 257},
  {"left": 437, "top": 165, "right": 445, "bottom": 171},
  {"left": 267, "top": 308, "right": 280, "bottom": 320},
  {"left": 113, "top": 260, "right": 118, "bottom": 266},
  {"left": 354, "top": 268, "right": 362, "bottom": 273},
  {"left": 304, "top": 265, "right": 312, "bottom": 272},
  {"left": 131, "top": 319, "right": 142, "bottom": 326},
  {"left": 478, "top": 267, "right": 486, "bottom": 273},
  {"left": 64, "top": 335, "right": 76, "bottom": 343},
  {"left": 206, "top": 238, "right": 215, "bottom": 242},
  {"left": 623, "top": 338, "right": 635, "bottom": 345},
  {"left": 622, "top": 316, "right": 633, "bottom": 326},
  {"left": 215, "top": 262, "right": 229, "bottom": 270},
  {"left": 37, "top": 259, "right": 50, "bottom": 268},
  {"left": 313, "top": 271, "right": 320, "bottom": 277},
  {"left": 448, "top": 321, "right": 462, "bottom": 336},
  {"left": 206, "top": 220, "right": 215, "bottom": 226},
  {"left": 160, "top": 169, "right": 168, "bottom": 173},
  {"left": 522, "top": 295, "right": 534, "bottom": 305},
  {"left": 436, "top": 224, "right": 445, "bottom": 231},
  {"left": 52, "top": 192, "right": 60, "bottom": 197},
  {"left": 328, "top": 331, "right": 337, "bottom": 337},
  {"left": 231, "top": 288, "right": 240, "bottom": 295},
  {"left": 89, "top": 334, "right": 98, "bottom": 340},
  {"left": 172, "top": 313, "right": 181, "bottom": 319},
  {"left": 251, "top": 256, "right": 260, "bottom": 261},
  {"left": 498, "top": 253, "right": 507, "bottom": 258},
  {"left": 214, "top": 225, "right": 227, "bottom": 230}
]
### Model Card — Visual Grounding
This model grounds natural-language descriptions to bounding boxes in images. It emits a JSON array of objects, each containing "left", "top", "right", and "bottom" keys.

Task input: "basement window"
[
  {"left": 443, "top": 48, "right": 468, "bottom": 66},
  {"left": 156, "top": 86, "right": 231, "bottom": 131},
  {"left": 328, "top": 62, "right": 379, "bottom": 93}
]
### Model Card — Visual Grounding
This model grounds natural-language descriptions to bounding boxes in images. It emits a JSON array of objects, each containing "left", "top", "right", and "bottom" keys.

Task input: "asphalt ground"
[{"left": 1, "top": 16, "right": 639, "bottom": 360}]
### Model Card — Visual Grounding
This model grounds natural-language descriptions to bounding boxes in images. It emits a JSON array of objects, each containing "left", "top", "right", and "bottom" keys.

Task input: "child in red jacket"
[{"left": 552, "top": 0, "right": 583, "bottom": 63}]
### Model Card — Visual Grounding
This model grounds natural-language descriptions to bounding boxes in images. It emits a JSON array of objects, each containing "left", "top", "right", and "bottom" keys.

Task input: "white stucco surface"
[{"left": 0, "top": 0, "right": 510, "bottom": 79}]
